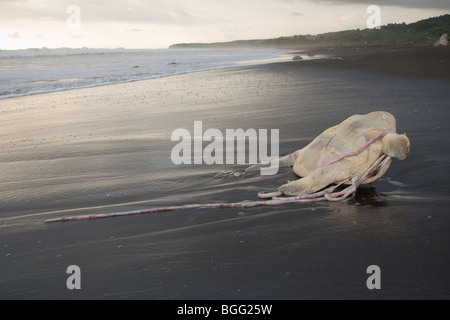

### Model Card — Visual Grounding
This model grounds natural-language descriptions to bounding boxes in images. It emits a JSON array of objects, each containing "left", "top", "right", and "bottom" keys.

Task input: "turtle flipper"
[
  {"left": 278, "top": 166, "right": 337, "bottom": 196},
  {"left": 245, "top": 150, "right": 300, "bottom": 172}
]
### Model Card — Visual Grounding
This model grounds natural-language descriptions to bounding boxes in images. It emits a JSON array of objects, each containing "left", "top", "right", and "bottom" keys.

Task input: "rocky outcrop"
[{"left": 433, "top": 33, "right": 448, "bottom": 47}]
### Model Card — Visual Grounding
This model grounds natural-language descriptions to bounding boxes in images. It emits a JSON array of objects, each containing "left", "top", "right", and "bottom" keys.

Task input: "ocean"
[{"left": 0, "top": 47, "right": 294, "bottom": 99}]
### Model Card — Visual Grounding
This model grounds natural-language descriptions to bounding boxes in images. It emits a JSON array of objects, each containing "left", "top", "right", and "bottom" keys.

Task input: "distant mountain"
[{"left": 170, "top": 14, "right": 450, "bottom": 49}]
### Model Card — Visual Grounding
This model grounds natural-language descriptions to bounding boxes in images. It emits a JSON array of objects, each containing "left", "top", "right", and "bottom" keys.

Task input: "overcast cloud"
[
  {"left": 2, "top": 0, "right": 448, "bottom": 23},
  {"left": 0, "top": 0, "right": 202, "bottom": 24},
  {"left": 303, "top": 0, "right": 450, "bottom": 10},
  {"left": 0, "top": 0, "right": 448, "bottom": 49}
]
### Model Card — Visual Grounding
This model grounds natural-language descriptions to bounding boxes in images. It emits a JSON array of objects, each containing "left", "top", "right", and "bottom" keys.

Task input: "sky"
[{"left": 0, "top": 0, "right": 449, "bottom": 50}]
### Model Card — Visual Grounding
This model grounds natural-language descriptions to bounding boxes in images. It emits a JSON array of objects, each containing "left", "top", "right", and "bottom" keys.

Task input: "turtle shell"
[{"left": 293, "top": 111, "right": 397, "bottom": 178}]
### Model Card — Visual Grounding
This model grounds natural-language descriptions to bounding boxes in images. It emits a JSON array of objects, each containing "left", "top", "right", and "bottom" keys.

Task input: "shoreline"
[
  {"left": 2, "top": 43, "right": 449, "bottom": 101},
  {"left": 296, "top": 43, "right": 450, "bottom": 80}
]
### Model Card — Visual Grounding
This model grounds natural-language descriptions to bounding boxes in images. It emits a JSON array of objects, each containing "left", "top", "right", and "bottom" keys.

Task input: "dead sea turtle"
[
  {"left": 270, "top": 111, "right": 410, "bottom": 199},
  {"left": 45, "top": 111, "right": 410, "bottom": 223}
]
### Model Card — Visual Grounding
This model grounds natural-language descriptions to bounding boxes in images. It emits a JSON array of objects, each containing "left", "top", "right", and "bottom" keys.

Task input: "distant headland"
[{"left": 169, "top": 14, "right": 450, "bottom": 49}]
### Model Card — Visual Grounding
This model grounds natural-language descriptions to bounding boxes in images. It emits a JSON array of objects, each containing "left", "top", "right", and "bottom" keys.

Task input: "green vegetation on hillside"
[{"left": 170, "top": 14, "right": 450, "bottom": 49}]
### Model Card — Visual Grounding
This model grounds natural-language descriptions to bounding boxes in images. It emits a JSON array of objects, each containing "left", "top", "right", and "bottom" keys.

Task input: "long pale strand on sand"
[{"left": 45, "top": 154, "right": 391, "bottom": 223}]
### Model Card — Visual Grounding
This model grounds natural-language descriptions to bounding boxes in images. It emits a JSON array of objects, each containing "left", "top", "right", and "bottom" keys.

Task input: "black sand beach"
[{"left": 1, "top": 45, "right": 449, "bottom": 299}]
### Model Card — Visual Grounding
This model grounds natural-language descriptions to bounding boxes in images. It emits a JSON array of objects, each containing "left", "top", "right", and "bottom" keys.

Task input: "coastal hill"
[{"left": 170, "top": 14, "right": 450, "bottom": 49}]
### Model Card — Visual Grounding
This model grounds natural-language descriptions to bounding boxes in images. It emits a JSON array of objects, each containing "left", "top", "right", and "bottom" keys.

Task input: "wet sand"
[
  {"left": 1, "top": 45, "right": 450, "bottom": 299},
  {"left": 300, "top": 44, "right": 450, "bottom": 79}
]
